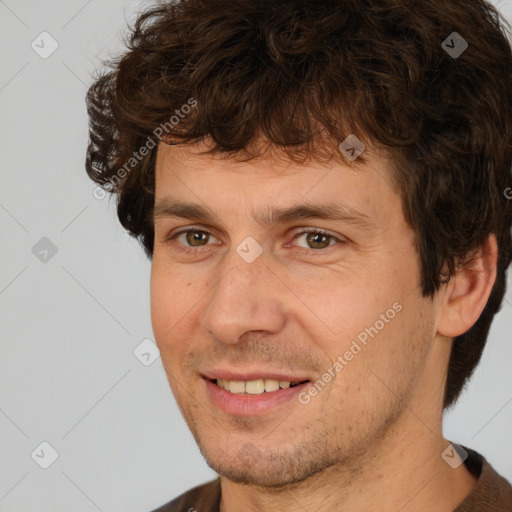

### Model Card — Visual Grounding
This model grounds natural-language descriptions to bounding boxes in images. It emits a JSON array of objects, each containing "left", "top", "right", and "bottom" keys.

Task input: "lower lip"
[{"left": 204, "top": 378, "right": 310, "bottom": 416}]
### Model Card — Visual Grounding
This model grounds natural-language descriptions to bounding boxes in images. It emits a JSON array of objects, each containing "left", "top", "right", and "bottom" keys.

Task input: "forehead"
[{"left": 153, "top": 141, "right": 401, "bottom": 227}]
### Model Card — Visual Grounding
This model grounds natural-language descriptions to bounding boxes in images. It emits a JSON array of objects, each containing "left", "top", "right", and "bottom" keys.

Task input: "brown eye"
[
  {"left": 166, "top": 228, "right": 221, "bottom": 254},
  {"left": 184, "top": 230, "right": 209, "bottom": 246},
  {"left": 292, "top": 229, "right": 343, "bottom": 251},
  {"left": 304, "top": 232, "right": 332, "bottom": 249}
]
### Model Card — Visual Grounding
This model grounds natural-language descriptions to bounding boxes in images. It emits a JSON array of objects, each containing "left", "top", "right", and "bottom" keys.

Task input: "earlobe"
[{"left": 437, "top": 234, "right": 498, "bottom": 339}]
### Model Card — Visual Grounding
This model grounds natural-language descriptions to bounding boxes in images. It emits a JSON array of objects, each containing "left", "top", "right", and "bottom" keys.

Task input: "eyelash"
[{"left": 165, "top": 227, "right": 345, "bottom": 255}]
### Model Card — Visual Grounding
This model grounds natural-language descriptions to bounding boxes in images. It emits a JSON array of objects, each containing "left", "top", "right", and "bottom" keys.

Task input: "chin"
[{"left": 200, "top": 444, "right": 330, "bottom": 488}]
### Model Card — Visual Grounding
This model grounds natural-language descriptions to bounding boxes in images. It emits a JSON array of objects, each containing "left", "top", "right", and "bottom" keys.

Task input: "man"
[{"left": 85, "top": 0, "right": 512, "bottom": 510}]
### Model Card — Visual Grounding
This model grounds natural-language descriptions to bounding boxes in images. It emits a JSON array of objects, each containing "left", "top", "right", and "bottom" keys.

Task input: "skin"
[{"left": 150, "top": 139, "right": 497, "bottom": 512}]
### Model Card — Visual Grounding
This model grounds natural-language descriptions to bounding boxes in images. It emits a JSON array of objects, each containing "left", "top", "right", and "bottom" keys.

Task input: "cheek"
[
  {"left": 299, "top": 272, "right": 424, "bottom": 402},
  {"left": 338, "top": 295, "right": 433, "bottom": 399},
  {"left": 313, "top": 305, "right": 432, "bottom": 440},
  {"left": 149, "top": 262, "right": 198, "bottom": 350},
  {"left": 290, "top": 271, "right": 393, "bottom": 354},
  {"left": 149, "top": 267, "right": 205, "bottom": 395}
]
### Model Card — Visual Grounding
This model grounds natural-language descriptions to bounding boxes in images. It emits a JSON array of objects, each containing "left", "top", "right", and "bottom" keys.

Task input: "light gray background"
[{"left": 0, "top": 1, "right": 511, "bottom": 511}]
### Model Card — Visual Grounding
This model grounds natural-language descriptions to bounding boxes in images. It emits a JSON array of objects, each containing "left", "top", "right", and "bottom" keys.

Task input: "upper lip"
[{"left": 202, "top": 369, "right": 311, "bottom": 383}]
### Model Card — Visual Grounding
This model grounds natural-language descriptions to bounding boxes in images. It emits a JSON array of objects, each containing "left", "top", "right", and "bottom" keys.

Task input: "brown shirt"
[{"left": 150, "top": 445, "right": 512, "bottom": 512}]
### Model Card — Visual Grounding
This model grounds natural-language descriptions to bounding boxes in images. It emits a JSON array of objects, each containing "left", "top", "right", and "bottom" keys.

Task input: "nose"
[{"left": 198, "top": 251, "right": 287, "bottom": 345}]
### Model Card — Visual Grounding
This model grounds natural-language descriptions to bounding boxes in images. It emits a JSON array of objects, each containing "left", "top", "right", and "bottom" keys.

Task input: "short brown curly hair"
[{"left": 85, "top": 0, "right": 512, "bottom": 410}]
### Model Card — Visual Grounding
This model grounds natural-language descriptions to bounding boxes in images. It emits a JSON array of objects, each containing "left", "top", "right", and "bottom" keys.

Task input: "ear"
[{"left": 437, "top": 234, "right": 498, "bottom": 338}]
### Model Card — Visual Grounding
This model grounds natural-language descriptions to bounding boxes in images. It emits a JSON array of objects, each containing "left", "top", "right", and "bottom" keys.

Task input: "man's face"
[{"left": 150, "top": 141, "right": 444, "bottom": 486}]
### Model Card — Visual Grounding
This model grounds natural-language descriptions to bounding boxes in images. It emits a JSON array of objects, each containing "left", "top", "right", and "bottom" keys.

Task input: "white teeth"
[
  {"left": 215, "top": 379, "right": 302, "bottom": 394},
  {"left": 228, "top": 381, "right": 246, "bottom": 394},
  {"left": 264, "top": 379, "right": 280, "bottom": 392},
  {"left": 245, "top": 379, "right": 265, "bottom": 394}
]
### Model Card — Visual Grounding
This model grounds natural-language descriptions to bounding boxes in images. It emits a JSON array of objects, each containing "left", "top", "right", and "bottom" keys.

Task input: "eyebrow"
[{"left": 153, "top": 199, "right": 377, "bottom": 230}]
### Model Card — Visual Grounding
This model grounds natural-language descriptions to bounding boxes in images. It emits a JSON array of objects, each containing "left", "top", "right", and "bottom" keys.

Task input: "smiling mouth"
[{"left": 211, "top": 378, "right": 309, "bottom": 395}]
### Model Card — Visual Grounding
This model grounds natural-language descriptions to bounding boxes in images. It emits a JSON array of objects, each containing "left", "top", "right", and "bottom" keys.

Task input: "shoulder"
[
  {"left": 148, "top": 478, "right": 221, "bottom": 512},
  {"left": 455, "top": 444, "right": 512, "bottom": 511}
]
